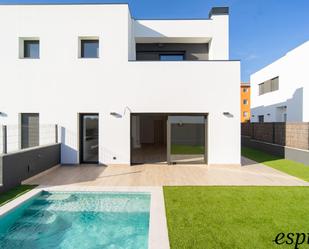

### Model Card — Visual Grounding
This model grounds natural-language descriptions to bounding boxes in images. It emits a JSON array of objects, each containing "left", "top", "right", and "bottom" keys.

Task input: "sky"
[{"left": 1, "top": 0, "right": 309, "bottom": 82}]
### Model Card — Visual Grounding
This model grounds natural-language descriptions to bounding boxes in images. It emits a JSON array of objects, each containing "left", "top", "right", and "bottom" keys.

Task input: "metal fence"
[{"left": 1, "top": 124, "right": 58, "bottom": 154}]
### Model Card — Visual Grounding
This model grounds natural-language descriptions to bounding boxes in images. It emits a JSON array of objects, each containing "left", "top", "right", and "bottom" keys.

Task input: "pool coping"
[{"left": 0, "top": 185, "right": 170, "bottom": 249}]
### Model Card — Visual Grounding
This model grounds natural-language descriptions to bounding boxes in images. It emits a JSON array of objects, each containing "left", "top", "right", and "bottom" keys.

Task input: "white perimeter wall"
[
  {"left": 251, "top": 41, "right": 309, "bottom": 122},
  {"left": 0, "top": 4, "right": 240, "bottom": 165}
]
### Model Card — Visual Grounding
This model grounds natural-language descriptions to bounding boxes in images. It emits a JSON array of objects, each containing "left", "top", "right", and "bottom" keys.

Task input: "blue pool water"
[{"left": 0, "top": 191, "right": 150, "bottom": 249}]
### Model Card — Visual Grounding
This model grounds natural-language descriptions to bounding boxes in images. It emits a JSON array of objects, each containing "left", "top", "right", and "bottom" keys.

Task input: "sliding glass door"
[{"left": 167, "top": 115, "right": 207, "bottom": 164}]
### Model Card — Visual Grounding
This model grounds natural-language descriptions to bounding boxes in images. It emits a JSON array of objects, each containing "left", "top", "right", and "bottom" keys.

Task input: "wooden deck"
[{"left": 24, "top": 157, "right": 309, "bottom": 186}]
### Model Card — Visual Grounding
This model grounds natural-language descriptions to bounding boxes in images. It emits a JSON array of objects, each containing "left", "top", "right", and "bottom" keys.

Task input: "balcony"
[{"left": 136, "top": 43, "right": 209, "bottom": 61}]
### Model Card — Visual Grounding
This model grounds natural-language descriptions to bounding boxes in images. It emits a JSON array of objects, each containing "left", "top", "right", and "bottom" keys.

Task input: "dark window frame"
[
  {"left": 23, "top": 40, "right": 40, "bottom": 59},
  {"left": 258, "top": 115, "right": 264, "bottom": 123},
  {"left": 80, "top": 39, "right": 99, "bottom": 58},
  {"left": 79, "top": 113, "right": 99, "bottom": 164}
]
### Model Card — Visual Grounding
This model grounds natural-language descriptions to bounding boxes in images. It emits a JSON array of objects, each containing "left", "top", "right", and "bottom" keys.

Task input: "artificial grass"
[
  {"left": 164, "top": 186, "right": 309, "bottom": 249},
  {"left": 242, "top": 147, "right": 309, "bottom": 182},
  {"left": 171, "top": 144, "right": 204, "bottom": 155},
  {"left": 0, "top": 185, "right": 37, "bottom": 206}
]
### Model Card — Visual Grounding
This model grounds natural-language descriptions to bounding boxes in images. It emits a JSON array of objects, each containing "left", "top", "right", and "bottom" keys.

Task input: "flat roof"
[
  {"left": 241, "top": 82, "right": 250, "bottom": 86},
  {"left": 0, "top": 2, "right": 228, "bottom": 21}
]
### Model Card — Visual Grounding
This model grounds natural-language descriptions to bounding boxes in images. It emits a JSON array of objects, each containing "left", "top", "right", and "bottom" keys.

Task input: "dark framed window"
[
  {"left": 24, "top": 40, "right": 40, "bottom": 58},
  {"left": 243, "top": 99, "right": 248, "bottom": 105},
  {"left": 81, "top": 39, "right": 99, "bottom": 58},
  {"left": 258, "top": 115, "right": 264, "bottom": 123},
  {"left": 159, "top": 54, "right": 184, "bottom": 61}
]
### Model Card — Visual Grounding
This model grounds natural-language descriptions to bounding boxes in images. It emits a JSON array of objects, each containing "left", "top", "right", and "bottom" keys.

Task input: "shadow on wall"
[
  {"left": 60, "top": 127, "right": 78, "bottom": 165},
  {"left": 134, "top": 21, "right": 166, "bottom": 39},
  {"left": 251, "top": 87, "right": 303, "bottom": 122}
]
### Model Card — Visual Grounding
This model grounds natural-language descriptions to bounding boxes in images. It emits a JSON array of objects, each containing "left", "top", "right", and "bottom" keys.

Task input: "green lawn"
[
  {"left": 164, "top": 186, "right": 309, "bottom": 249},
  {"left": 242, "top": 147, "right": 309, "bottom": 182},
  {"left": 0, "top": 185, "right": 37, "bottom": 206},
  {"left": 171, "top": 144, "right": 204, "bottom": 155}
]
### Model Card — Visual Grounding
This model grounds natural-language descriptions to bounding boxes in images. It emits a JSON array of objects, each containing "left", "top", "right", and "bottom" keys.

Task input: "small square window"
[
  {"left": 19, "top": 38, "right": 40, "bottom": 59},
  {"left": 80, "top": 39, "right": 99, "bottom": 58},
  {"left": 24, "top": 40, "right": 39, "bottom": 58},
  {"left": 243, "top": 111, "right": 248, "bottom": 117},
  {"left": 243, "top": 99, "right": 248, "bottom": 105},
  {"left": 243, "top": 88, "right": 248, "bottom": 93}
]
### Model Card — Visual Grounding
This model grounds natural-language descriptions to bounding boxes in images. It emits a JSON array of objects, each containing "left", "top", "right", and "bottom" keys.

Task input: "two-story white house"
[
  {"left": 251, "top": 41, "right": 309, "bottom": 123},
  {"left": 0, "top": 3, "right": 240, "bottom": 166}
]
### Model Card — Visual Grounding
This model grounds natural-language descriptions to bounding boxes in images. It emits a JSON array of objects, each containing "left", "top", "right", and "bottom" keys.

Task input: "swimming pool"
[{"left": 0, "top": 191, "right": 151, "bottom": 249}]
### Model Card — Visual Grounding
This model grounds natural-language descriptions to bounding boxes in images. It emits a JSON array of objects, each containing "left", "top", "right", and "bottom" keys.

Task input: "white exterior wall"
[
  {"left": 0, "top": 4, "right": 240, "bottom": 165},
  {"left": 251, "top": 41, "right": 309, "bottom": 122}
]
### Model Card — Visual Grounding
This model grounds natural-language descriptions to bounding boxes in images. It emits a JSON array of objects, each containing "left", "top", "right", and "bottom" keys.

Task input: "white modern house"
[
  {"left": 251, "top": 41, "right": 309, "bottom": 123},
  {"left": 0, "top": 3, "right": 240, "bottom": 165}
]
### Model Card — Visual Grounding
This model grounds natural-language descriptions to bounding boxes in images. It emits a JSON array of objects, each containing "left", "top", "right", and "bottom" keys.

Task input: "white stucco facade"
[
  {"left": 251, "top": 41, "right": 309, "bottom": 123},
  {"left": 0, "top": 4, "right": 240, "bottom": 165}
]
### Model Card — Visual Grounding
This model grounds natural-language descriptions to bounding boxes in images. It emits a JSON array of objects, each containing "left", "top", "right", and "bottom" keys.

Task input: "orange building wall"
[{"left": 241, "top": 84, "right": 251, "bottom": 122}]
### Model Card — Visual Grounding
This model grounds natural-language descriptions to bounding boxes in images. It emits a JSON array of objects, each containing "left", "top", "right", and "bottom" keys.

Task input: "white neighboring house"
[
  {"left": 251, "top": 41, "right": 309, "bottom": 123},
  {"left": 0, "top": 4, "right": 240, "bottom": 165}
]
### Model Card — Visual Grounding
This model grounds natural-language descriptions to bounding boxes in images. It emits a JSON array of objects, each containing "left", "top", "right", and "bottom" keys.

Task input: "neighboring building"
[
  {"left": 0, "top": 4, "right": 240, "bottom": 165},
  {"left": 251, "top": 41, "right": 309, "bottom": 123},
  {"left": 240, "top": 82, "right": 250, "bottom": 122}
]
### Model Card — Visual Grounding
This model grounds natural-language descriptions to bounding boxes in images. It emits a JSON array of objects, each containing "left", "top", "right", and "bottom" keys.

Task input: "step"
[{"left": 18, "top": 212, "right": 57, "bottom": 225}]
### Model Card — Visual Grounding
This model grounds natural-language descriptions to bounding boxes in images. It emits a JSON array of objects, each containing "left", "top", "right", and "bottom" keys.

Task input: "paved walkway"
[{"left": 24, "top": 157, "right": 309, "bottom": 186}]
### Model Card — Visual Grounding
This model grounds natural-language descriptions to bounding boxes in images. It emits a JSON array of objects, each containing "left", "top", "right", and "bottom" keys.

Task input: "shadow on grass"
[
  {"left": 242, "top": 146, "right": 309, "bottom": 182},
  {"left": 0, "top": 185, "right": 37, "bottom": 207},
  {"left": 242, "top": 147, "right": 284, "bottom": 164}
]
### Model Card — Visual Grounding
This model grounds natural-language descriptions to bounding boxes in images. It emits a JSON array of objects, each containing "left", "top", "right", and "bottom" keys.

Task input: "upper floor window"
[
  {"left": 259, "top": 77, "right": 279, "bottom": 95},
  {"left": 271, "top": 77, "right": 279, "bottom": 91},
  {"left": 80, "top": 38, "right": 99, "bottom": 58},
  {"left": 243, "top": 111, "right": 248, "bottom": 117},
  {"left": 19, "top": 38, "right": 40, "bottom": 59},
  {"left": 159, "top": 54, "right": 184, "bottom": 61},
  {"left": 242, "top": 88, "right": 248, "bottom": 93},
  {"left": 243, "top": 99, "right": 248, "bottom": 105}
]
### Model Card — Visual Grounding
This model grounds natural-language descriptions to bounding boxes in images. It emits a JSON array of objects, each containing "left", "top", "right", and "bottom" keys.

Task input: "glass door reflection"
[
  {"left": 80, "top": 114, "right": 99, "bottom": 163},
  {"left": 167, "top": 116, "right": 206, "bottom": 164}
]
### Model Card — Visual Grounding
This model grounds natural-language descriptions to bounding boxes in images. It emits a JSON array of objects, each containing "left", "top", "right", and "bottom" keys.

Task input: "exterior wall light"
[
  {"left": 110, "top": 112, "right": 122, "bottom": 118},
  {"left": 223, "top": 112, "right": 233, "bottom": 117}
]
